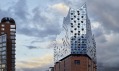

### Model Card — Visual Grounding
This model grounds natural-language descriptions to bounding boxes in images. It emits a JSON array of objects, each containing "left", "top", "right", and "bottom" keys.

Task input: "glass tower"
[{"left": 54, "top": 4, "right": 96, "bottom": 64}]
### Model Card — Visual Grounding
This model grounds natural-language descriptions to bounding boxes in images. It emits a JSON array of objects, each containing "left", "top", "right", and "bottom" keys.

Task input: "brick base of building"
[{"left": 54, "top": 54, "right": 97, "bottom": 71}]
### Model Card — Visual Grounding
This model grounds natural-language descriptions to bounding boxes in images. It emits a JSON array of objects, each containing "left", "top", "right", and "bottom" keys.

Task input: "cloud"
[
  {"left": 16, "top": 54, "right": 53, "bottom": 70},
  {"left": 88, "top": 0, "right": 119, "bottom": 33},
  {"left": 1, "top": 0, "right": 119, "bottom": 71},
  {"left": 25, "top": 46, "right": 38, "bottom": 49},
  {"left": 50, "top": 3, "right": 69, "bottom": 15},
  {"left": 12, "top": 0, "right": 29, "bottom": 20},
  {"left": 17, "top": 5, "right": 61, "bottom": 39}
]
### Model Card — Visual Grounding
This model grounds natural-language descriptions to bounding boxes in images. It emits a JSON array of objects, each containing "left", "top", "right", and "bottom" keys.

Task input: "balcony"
[
  {"left": 12, "top": 51, "right": 15, "bottom": 55},
  {"left": 10, "top": 36, "right": 15, "bottom": 40}
]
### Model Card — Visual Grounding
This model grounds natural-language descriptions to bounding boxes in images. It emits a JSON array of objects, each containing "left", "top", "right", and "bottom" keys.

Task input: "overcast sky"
[{"left": 0, "top": 0, "right": 119, "bottom": 71}]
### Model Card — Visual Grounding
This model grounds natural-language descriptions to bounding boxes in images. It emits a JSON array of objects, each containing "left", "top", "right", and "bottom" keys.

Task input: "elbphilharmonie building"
[{"left": 54, "top": 3, "right": 97, "bottom": 71}]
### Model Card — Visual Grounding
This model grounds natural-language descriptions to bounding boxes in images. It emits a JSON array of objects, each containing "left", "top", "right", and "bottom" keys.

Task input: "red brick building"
[
  {"left": 54, "top": 55, "right": 96, "bottom": 71},
  {"left": 0, "top": 17, "right": 16, "bottom": 71}
]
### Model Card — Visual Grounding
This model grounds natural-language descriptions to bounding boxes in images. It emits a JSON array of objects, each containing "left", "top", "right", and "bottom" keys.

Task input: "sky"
[{"left": 0, "top": 0, "right": 119, "bottom": 71}]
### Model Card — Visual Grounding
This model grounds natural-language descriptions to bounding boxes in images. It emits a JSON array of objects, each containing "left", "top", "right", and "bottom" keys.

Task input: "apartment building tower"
[
  {"left": 0, "top": 17, "right": 16, "bottom": 71},
  {"left": 54, "top": 4, "right": 97, "bottom": 71}
]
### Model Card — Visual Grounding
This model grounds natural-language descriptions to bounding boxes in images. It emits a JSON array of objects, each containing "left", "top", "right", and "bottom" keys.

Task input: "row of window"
[
  {"left": 71, "top": 28, "right": 84, "bottom": 33},
  {"left": 71, "top": 44, "right": 86, "bottom": 48},
  {"left": 71, "top": 35, "right": 85, "bottom": 39},
  {"left": 71, "top": 19, "right": 84, "bottom": 23},
  {"left": 1, "top": 28, "right": 16, "bottom": 32},
  {"left": 71, "top": 51, "right": 86, "bottom": 54},
  {"left": 71, "top": 23, "right": 80, "bottom": 25},
  {"left": 1, "top": 64, "right": 6, "bottom": 68},
  {"left": 12, "top": 40, "right": 15, "bottom": 43},
  {"left": 1, "top": 32, "right": 15, "bottom": 36},
  {"left": 0, "top": 50, "right": 15, "bottom": 55},
  {"left": 0, "top": 43, "right": 6, "bottom": 47},
  {"left": 12, "top": 51, "right": 15, "bottom": 54},
  {"left": 1, "top": 55, "right": 6, "bottom": 59},
  {"left": 1, "top": 24, "right": 15, "bottom": 28},
  {"left": 71, "top": 41, "right": 86, "bottom": 44},
  {"left": 70, "top": 11, "right": 80, "bottom": 15},
  {"left": 11, "top": 36, "right": 15, "bottom": 39},
  {"left": 71, "top": 16, "right": 84, "bottom": 19},
  {"left": 1, "top": 60, "right": 6, "bottom": 64}
]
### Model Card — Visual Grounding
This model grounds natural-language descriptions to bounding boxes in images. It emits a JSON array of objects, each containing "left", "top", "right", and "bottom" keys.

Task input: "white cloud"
[
  {"left": 91, "top": 21, "right": 101, "bottom": 29},
  {"left": 50, "top": 3, "right": 69, "bottom": 15}
]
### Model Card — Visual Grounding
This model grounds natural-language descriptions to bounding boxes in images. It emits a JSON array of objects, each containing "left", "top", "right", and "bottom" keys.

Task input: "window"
[
  {"left": 2, "top": 43, "right": 6, "bottom": 46},
  {"left": 82, "top": 41, "right": 84, "bottom": 43},
  {"left": 74, "top": 36, "right": 76, "bottom": 38},
  {"left": 78, "top": 31, "right": 80, "bottom": 33},
  {"left": 1, "top": 24, "right": 5, "bottom": 27},
  {"left": 78, "top": 38, "right": 80, "bottom": 40},
  {"left": 82, "top": 28, "right": 84, "bottom": 31},
  {"left": 74, "top": 15, "right": 76, "bottom": 18},
  {"left": 2, "top": 36, "right": 6, "bottom": 42},
  {"left": 2, "top": 55, "right": 6, "bottom": 59},
  {"left": 81, "top": 21, "right": 83, "bottom": 23},
  {"left": 0, "top": 44, "right": 2, "bottom": 47},
  {"left": 77, "top": 18, "right": 79, "bottom": 20},
  {"left": 10, "top": 29, "right": 16, "bottom": 32},
  {"left": 12, "top": 59, "right": 15, "bottom": 63},
  {"left": 77, "top": 11, "right": 80, "bottom": 15},
  {"left": 1, "top": 32, "right": 4, "bottom": 34},
  {"left": 1, "top": 28, "right": 4, "bottom": 31},
  {"left": 81, "top": 16, "right": 84, "bottom": 18},
  {"left": 71, "top": 30, "right": 73, "bottom": 33},
  {"left": 1, "top": 60, "right": 6, "bottom": 64},
  {"left": 78, "top": 44, "right": 80, "bottom": 46},
  {"left": 74, "top": 60, "right": 80, "bottom": 65},
  {"left": 71, "top": 38, "right": 74, "bottom": 40},
  {"left": 78, "top": 26, "right": 80, "bottom": 28},
  {"left": 81, "top": 36, "right": 84, "bottom": 38},
  {"left": 12, "top": 51, "right": 15, "bottom": 54},
  {"left": 78, "top": 33, "right": 80, "bottom": 35},
  {"left": 12, "top": 63, "right": 15, "bottom": 66},
  {"left": 71, "top": 25, "right": 73, "bottom": 27},
  {"left": 10, "top": 36, "right": 15, "bottom": 39},
  {"left": 12, "top": 55, "right": 15, "bottom": 58},
  {"left": 12, "top": 47, "right": 15, "bottom": 50},
  {"left": 71, "top": 23, "right": 73, "bottom": 25},
  {"left": 12, "top": 44, "right": 15, "bottom": 47},
  {"left": 2, "top": 51, "right": 6, "bottom": 55},
  {"left": 74, "top": 28, "right": 77, "bottom": 30},
  {"left": 71, "top": 13, "right": 73, "bottom": 15},
  {"left": 1, "top": 64, "right": 5, "bottom": 68},
  {"left": 10, "top": 32, "right": 15, "bottom": 35},
  {"left": 74, "top": 20, "right": 76, "bottom": 23},
  {"left": 10, "top": 25, "right": 15, "bottom": 28},
  {"left": 71, "top": 18, "right": 73, "bottom": 20},
  {"left": 12, "top": 40, "right": 15, "bottom": 43},
  {"left": 2, "top": 47, "right": 6, "bottom": 51},
  {"left": 78, "top": 23, "right": 80, "bottom": 25}
]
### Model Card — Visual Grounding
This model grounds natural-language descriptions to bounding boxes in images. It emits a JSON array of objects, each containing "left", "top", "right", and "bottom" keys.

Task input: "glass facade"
[
  {"left": 54, "top": 4, "right": 96, "bottom": 63},
  {"left": 0, "top": 34, "right": 7, "bottom": 71}
]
